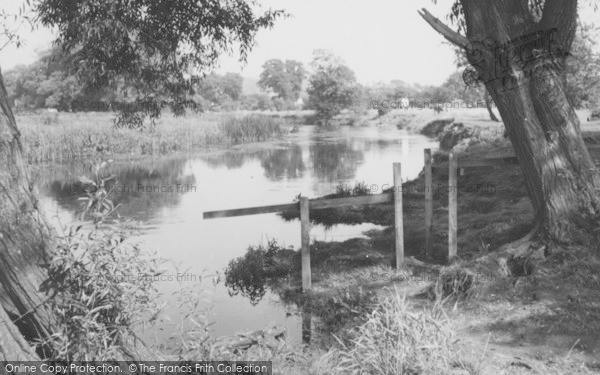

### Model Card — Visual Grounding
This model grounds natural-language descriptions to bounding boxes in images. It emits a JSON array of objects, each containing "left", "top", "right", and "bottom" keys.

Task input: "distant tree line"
[{"left": 6, "top": 22, "right": 599, "bottom": 122}]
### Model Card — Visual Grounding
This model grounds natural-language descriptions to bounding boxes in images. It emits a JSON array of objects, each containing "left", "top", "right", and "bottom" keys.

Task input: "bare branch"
[{"left": 418, "top": 8, "right": 469, "bottom": 49}]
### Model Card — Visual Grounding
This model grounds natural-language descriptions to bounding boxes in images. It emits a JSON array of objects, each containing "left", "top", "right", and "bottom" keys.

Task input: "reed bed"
[{"left": 18, "top": 112, "right": 286, "bottom": 163}]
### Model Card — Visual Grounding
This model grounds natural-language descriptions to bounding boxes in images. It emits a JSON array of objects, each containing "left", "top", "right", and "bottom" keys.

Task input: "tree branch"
[{"left": 418, "top": 8, "right": 469, "bottom": 49}]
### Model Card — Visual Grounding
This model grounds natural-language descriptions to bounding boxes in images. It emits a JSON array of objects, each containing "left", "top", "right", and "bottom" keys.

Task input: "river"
[{"left": 31, "top": 124, "right": 437, "bottom": 346}]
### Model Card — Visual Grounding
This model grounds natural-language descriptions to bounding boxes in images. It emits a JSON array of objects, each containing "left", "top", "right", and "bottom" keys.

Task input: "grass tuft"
[{"left": 316, "top": 291, "right": 454, "bottom": 375}]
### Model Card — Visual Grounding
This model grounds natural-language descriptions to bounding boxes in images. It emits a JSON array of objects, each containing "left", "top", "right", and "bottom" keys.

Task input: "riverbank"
[
  {"left": 226, "top": 108, "right": 600, "bottom": 374},
  {"left": 18, "top": 112, "right": 287, "bottom": 163}
]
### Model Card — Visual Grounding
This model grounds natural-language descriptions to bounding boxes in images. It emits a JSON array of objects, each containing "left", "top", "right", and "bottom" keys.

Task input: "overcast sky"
[{"left": 2, "top": 0, "right": 599, "bottom": 86}]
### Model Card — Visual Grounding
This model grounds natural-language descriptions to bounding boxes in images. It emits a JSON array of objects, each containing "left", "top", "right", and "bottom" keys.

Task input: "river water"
[{"left": 31, "top": 124, "right": 437, "bottom": 345}]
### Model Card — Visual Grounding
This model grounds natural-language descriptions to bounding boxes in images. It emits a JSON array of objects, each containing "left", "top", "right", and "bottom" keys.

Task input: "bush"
[
  {"left": 40, "top": 222, "right": 163, "bottom": 360},
  {"left": 224, "top": 240, "right": 297, "bottom": 305}
]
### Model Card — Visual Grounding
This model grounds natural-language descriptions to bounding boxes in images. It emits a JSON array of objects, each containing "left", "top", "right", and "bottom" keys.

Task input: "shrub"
[
  {"left": 40, "top": 221, "right": 163, "bottom": 360},
  {"left": 224, "top": 240, "right": 297, "bottom": 305}
]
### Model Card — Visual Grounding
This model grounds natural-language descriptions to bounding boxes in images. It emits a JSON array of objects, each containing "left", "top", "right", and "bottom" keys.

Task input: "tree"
[
  {"left": 0, "top": 0, "right": 283, "bottom": 360},
  {"left": 257, "top": 59, "right": 305, "bottom": 101},
  {"left": 306, "top": 50, "right": 359, "bottom": 124},
  {"left": 564, "top": 22, "right": 600, "bottom": 108},
  {"left": 196, "top": 72, "right": 244, "bottom": 109},
  {"left": 419, "top": 1, "right": 600, "bottom": 245}
]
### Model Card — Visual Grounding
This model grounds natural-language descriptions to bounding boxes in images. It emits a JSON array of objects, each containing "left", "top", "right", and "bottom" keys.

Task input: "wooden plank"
[
  {"left": 300, "top": 196, "right": 311, "bottom": 291},
  {"left": 424, "top": 149, "right": 433, "bottom": 258},
  {"left": 309, "top": 193, "right": 393, "bottom": 210},
  {"left": 204, "top": 193, "right": 393, "bottom": 219},
  {"left": 448, "top": 153, "right": 458, "bottom": 263},
  {"left": 433, "top": 156, "right": 518, "bottom": 169},
  {"left": 203, "top": 202, "right": 298, "bottom": 219},
  {"left": 394, "top": 163, "right": 404, "bottom": 268}
]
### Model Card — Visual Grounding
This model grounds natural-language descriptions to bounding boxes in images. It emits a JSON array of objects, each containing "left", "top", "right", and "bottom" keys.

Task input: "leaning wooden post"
[
  {"left": 448, "top": 153, "right": 458, "bottom": 263},
  {"left": 393, "top": 163, "right": 404, "bottom": 268},
  {"left": 424, "top": 149, "right": 433, "bottom": 258},
  {"left": 300, "top": 196, "right": 312, "bottom": 291}
]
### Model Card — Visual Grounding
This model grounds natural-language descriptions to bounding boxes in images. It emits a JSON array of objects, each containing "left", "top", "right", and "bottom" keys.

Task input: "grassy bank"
[
  {"left": 225, "top": 108, "right": 600, "bottom": 374},
  {"left": 18, "top": 112, "right": 287, "bottom": 163}
]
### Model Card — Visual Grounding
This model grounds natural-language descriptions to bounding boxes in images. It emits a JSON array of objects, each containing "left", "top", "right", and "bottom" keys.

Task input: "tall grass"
[
  {"left": 220, "top": 114, "right": 284, "bottom": 144},
  {"left": 316, "top": 291, "right": 456, "bottom": 375},
  {"left": 18, "top": 112, "right": 286, "bottom": 163}
]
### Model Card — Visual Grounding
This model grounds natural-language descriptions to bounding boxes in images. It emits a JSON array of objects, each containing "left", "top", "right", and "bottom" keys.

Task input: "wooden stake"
[
  {"left": 448, "top": 153, "right": 458, "bottom": 263},
  {"left": 300, "top": 196, "right": 311, "bottom": 291},
  {"left": 393, "top": 163, "right": 404, "bottom": 268},
  {"left": 424, "top": 149, "right": 433, "bottom": 258}
]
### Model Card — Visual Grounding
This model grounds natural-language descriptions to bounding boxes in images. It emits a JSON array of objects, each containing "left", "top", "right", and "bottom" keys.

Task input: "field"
[{"left": 17, "top": 111, "right": 287, "bottom": 163}]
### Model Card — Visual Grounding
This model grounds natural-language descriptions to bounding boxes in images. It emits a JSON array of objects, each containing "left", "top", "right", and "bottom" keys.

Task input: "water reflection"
[
  {"left": 260, "top": 145, "right": 306, "bottom": 181},
  {"left": 309, "top": 140, "right": 365, "bottom": 182},
  {"left": 33, "top": 158, "right": 195, "bottom": 221}
]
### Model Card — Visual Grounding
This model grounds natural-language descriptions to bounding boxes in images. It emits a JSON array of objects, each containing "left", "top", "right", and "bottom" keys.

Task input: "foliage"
[
  {"left": 4, "top": 48, "right": 85, "bottom": 111},
  {"left": 39, "top": 221, "right": 163, "bottom": 360},
  {"left": 76, "top": 160, "right": 119, "bottom": 224},
  {"left": 304, "top": 286, "right": 377, "bottom": 333},
  {"left": 258, "top": 59, "right": 305, "bottom": 102},
  {"left": 19, "top": 112, "right": 286, "bottom": 163},
  {"left": 219, "top": 114, "right": 285, "bottom": 144},
  {"left": 306, "top": 50, "right": 359, "bottom": 125},
  {"left": 317, "top": 292, "right": 453, "bottom": 375},
  {"left": 331, "top": 182, "right": 371, "bottom": 198},
  {"left": 239, "top": 93, "right": 276, "bottom": 111},
  {"left": 33, "top": 0, "right": 285, "bottom": 127},
  {"left": 224, "top": 240, "right": 296, "bottom": 305},
  {"left": 0, "top": 2, "right": 35, "bottom": 51},
  {"left": 195, "top": 72, "right": 244, "bottom": 109},
  {"left": 565, "top": 22, "right": 600, "bottom": 109}
]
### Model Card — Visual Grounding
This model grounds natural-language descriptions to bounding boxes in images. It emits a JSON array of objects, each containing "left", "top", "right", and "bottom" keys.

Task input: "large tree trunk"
[
  {"left": 0, "top": 306, "right": 39, "bottom": 362},
  {"left": 421, "top": 0, "right": 600, "bottom": 245},
  {"left": 484, "top": 91, "right": 500, "bottom": 122},
  {"left": 0, "top": 67, "right": 54, "bottom": 358}
]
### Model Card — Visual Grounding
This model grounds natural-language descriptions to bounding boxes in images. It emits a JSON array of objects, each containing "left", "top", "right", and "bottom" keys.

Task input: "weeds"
[
  {"left": 303, "top": 286, "right": 378, "bottom": 333},
  {"left": 316, "top": 291, "right": 453, "bottom": 375}
]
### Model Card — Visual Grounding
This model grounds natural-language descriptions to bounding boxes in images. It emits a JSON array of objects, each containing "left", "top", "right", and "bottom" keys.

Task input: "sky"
[{"left": 1, "top": 0, "right": 600, "bottom": 86}]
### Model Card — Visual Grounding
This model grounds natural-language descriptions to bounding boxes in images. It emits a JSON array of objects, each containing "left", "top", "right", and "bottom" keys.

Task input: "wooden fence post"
[
  {"left": 448, "top": 153, "right": 458, "bottom": 263},
  {"left": 424, "top": 149, "right": 433, "bottom": 258},
  {"left": 393, "top": 163, "right": 404, "bottom": 268},
  {"left": 302, "top": 312, "right": 312, "bottom": 344},
  {"left": 300, "top": 196, "right": 311, "bottom": 291}
]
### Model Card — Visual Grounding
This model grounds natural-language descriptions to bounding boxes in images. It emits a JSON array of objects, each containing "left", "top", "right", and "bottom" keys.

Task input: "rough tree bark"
[
  {"left": 0, "top": 67, "right": 55, "bottom": 359},
  {"left": 484, "top": 91, "right": 500, "bottom": 122},
  {"left": 0, "top": 306, "right": 38, "bottom": 362},
  {"left": 420, "top": 0, "right": 600, "bottom": 246}
]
